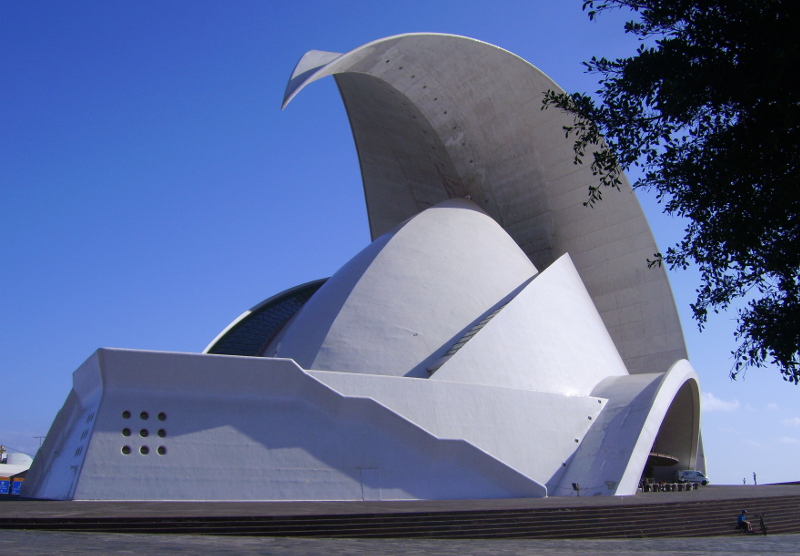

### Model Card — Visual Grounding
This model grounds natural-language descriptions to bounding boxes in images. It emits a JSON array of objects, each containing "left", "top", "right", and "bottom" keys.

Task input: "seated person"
[{"left": 737, "top": 510, "right": 753, "bottom": 532}]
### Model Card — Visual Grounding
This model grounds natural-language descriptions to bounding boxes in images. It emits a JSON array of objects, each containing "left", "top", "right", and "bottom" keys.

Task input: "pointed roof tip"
[{"left": 281, "top": 49, "right": 343, "bottom": 110}]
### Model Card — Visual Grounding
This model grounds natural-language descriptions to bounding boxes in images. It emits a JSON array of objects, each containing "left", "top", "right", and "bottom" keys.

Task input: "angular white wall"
[{"left": 24, "top": 349, "right": 547, "bottom": 501}]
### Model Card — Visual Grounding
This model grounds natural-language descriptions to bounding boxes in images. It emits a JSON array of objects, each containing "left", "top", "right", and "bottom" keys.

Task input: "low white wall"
[
  {"left": 310, "top": 370, "right": 605, "bottom": 493},
  {"left": 25, "top": 349, "right": 545, "bottom": 501}
]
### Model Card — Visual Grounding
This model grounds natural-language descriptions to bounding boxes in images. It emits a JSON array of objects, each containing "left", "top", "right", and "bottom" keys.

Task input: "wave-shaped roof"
[{"left": 283, "top": 33, "right": 686, "bottom": 375}]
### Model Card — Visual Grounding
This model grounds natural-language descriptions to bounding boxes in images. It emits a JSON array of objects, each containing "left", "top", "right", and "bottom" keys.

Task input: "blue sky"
[{"left": 2, "top": 1, "right": 797, "bottom": 486}]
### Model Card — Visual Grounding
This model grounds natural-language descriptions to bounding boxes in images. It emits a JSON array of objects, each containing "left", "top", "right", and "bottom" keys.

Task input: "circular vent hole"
[
  {"left": 157, "top": 429, "right": 167, "bottom": 438},
  {"left": 122, "top": 428, "right": 131, "bottom": 437},
  {"left": 140, "top": 446, "right": 150, "bottom": 455},
  {"left": 121, "top": 446, "right": 131, "bottom": 455},
  {"left": 140, "top": 411, "right": 149, "bottom": 420},
  {"left": 157, "top": 412, "right": 167, "bottom": 421},
  {"left": 122, "top": 411, "right": 131, "bottom": 419},
  {"left": 157, "top": 446, "right": 167, "bottom": 456}
]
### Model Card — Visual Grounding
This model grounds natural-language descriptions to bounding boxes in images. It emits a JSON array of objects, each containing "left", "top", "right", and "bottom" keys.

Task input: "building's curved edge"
[
  {"left": 281, "top": 33, "right": 556, "bottom": 110},
  {"left": 283, "top": 49, "right": 343, "bottom": 108},
  {"left": 552, "top": 360, "right": 700, "bottom": 497},
  {"left": 430, "top": 253, "right": 628, "bottom": 396},
  {"left": 616, "top": 360, "right": 701, "bottom": 495}
]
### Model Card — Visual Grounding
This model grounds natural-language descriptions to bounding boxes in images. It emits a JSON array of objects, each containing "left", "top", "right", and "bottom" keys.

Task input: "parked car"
[{"left": 679, "top": 470, "right": 710, "bottom": 485}]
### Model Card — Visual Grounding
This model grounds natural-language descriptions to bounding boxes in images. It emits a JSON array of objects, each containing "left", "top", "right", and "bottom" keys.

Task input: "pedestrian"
[{"left": 737, "top": 509, "right": 753, "bottom": 533}]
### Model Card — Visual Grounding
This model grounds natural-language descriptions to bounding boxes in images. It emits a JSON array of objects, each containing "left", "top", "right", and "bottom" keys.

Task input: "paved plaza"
[{"left": 1, "top": 530, "right": 799, "bottom": 555}]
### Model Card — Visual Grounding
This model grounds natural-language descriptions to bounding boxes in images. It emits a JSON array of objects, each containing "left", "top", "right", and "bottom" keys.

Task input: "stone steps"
[{"left": 1, "top": 494, "right": 798, "bottom": 538}]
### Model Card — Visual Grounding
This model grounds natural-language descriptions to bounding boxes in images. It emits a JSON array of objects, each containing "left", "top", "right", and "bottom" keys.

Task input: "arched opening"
[{"left": 642, "top": 379, "right": 700, "bottom": 482}]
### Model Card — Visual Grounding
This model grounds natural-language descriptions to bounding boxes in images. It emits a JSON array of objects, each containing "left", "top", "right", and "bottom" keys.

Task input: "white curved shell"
[
  {"left": 284, "top": 33, "right": 686, "bottom": 376},
  {"left": 270, "top": 199, "right": 538, "bottom": 378}
]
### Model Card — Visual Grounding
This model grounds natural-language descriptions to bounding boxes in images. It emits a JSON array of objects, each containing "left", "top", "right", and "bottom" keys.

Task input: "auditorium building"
[{"left": 23, "top": 34, "right": 705, "bottom": 501}]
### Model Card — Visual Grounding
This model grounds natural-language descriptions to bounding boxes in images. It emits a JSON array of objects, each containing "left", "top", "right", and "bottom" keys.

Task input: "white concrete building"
[{"left": 23, "top": 34, "right": 704, "bottom": 501}]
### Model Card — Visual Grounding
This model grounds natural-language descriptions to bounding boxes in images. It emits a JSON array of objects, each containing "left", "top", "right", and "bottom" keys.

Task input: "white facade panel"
[
  {"left": 26, "top": 350, "right": 546, "bottom": 501},
  {"left": 309, "top": 370, "right": 605, "bottom": 492}
]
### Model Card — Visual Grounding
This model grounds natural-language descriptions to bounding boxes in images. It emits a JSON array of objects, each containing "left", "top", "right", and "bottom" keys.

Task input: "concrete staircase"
[{"left": 1, "top": 493, "right": 799, "bottom": 538}]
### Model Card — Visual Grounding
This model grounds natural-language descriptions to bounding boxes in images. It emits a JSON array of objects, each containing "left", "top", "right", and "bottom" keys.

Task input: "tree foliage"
[{"left": 543, "top": 0, "right": 800, "bottom": 383}]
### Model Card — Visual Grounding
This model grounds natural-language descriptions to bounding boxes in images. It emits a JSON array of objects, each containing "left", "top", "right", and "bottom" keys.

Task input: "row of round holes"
[
  {"left": 122, "top": 411, "right": 166, "bottom": 421},
  {"left": 122, "top": 428, "right": 166, "bottom": 438},
  {"left": 384, "top": 60, "right": 465, "bottom": 159},
  {"left": 122, "top": 445, "right": 166, "bottom": 455}
]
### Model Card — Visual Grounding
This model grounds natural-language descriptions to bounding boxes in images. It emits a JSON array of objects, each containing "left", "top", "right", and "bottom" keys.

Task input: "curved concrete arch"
[
  {"left": 555, "top": 360, "right": 701, "bottom": 496},
  {"left": 282, "top": 33, "right": 686, "bottom": 375},
  {"left": 619, "top": 360, "right": 702, "bottom": 491}
]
